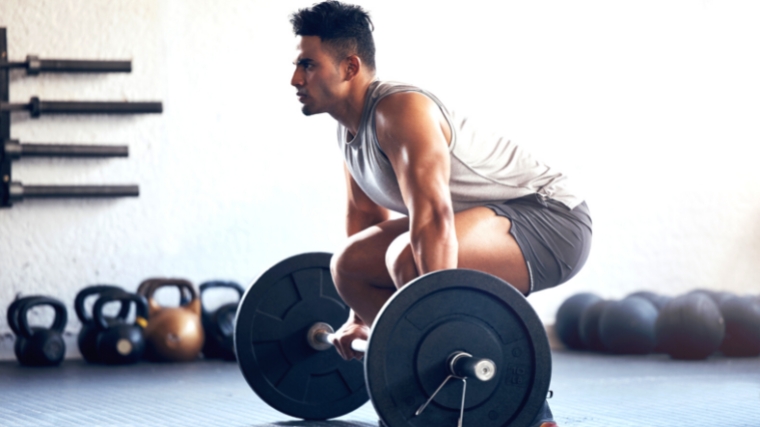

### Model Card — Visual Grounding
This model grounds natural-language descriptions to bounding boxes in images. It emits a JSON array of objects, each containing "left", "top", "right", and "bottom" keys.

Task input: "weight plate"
[
  {"left": 235, "top": 252, "right": 369, "bottom": 420},
  {"left": 365, "top": 269, "right": 551, "bottom": 427}
]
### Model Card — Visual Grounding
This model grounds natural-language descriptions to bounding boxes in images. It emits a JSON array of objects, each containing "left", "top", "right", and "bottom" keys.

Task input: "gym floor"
[{"left": 1, "top": 351, "right": 757, "bottom": 427}]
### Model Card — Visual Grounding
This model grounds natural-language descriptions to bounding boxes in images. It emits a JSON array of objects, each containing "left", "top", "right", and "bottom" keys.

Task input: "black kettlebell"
[
  {"left": 75, "top": 285, "right": 131, "bottom": 363},
  {"left": 8, "top": 296, "right": 68, "bottom": 366},
  {"left": 92, "top": 291, "right": 149, "bottom": 365},
  {"left": 199, "top": 281, "right": 245, "bottom": 360}
]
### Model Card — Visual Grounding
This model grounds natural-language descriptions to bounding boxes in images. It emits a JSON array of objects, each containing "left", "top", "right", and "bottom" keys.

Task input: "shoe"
[{"left": 529, "top": 400, "right": 557, "bottom": 427}]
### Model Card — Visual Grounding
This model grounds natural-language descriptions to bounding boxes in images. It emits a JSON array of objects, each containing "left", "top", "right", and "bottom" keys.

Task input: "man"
[{"left": 289, "top": 2, "right": 592, "bottom": 426}]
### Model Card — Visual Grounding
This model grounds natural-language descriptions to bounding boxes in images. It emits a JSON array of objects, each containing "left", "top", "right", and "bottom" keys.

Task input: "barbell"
[{"left": 234, "top": 252, "right": 551, "bottom": 427}]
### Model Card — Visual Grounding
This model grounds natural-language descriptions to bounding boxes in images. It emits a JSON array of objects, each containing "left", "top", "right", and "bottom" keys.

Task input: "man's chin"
[{"left": 301, "top": 105, "right": 323, "bottom": 116}]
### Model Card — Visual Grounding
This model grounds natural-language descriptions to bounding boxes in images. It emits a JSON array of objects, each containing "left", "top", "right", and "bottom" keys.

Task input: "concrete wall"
[{"left": 1, "top": 0, "right": 759, "bottom": 359}]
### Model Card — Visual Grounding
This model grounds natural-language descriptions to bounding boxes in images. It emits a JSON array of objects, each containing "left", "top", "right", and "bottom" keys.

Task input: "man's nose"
[{"left": 291, "top": 68, "right": 303, "bottom": 87}]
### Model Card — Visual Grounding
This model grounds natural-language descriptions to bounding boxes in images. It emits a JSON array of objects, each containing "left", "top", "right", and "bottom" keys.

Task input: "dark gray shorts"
[{"left": 486, "top": 195, "right": 593, "bottom": 295}]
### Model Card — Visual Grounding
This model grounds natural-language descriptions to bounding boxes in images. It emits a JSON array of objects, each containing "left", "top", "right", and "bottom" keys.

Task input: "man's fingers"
[
  {"left": 341, "top": 336, "right": 356, "bottom": 360},
  {"left": 330, "top": 336, "right": 347, "bottom": 360}
]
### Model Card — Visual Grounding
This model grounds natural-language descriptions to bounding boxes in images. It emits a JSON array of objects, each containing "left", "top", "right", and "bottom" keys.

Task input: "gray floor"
[{"left": 0, "top": 351, "right": 759, "bottom": 427}]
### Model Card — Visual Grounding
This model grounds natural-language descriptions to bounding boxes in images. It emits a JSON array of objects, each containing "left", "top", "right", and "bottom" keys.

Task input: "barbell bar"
[
  {"left": 306, "top": 322, "right": 496, "bottom": 382},
  {"left": 0, "top": 97, "right": 162, "bottom": 117},
  {"left": 235, "top": 252, "right": 552, "bottom": 426},
  {"left": 0, "top": 55, "right": 131, "bottom": 74}
]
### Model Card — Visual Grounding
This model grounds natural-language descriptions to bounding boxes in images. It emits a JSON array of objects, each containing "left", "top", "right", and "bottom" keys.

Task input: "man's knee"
[
  {"left": 385, "top": 232, "right": 417, "bottom": 288},
  {"left": 330, "top": 240, "right": 362, "bottom": 287}
]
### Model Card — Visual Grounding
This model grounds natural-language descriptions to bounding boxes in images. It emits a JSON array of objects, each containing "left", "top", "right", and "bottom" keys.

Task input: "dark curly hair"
[{"left": 290, "top": 1, "right": 376, "bottom": 71}]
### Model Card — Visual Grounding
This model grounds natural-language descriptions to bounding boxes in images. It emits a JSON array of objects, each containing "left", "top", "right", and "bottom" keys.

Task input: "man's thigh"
[
  {"left": 455, "top": 206, "right": 531, "bottom": 294},
  {"left": 385, "top": 206, "right": 530, "bottom": 294}
]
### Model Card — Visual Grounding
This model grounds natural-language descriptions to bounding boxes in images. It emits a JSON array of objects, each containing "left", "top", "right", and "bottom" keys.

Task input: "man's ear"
[{"left": 343, "top": 55, "right": 362, "bottom": 81}]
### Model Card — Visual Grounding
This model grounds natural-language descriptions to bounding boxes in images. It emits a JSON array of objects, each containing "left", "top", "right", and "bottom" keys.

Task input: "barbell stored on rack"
[{"left": 0, "top": 97, "right": 162, "bottom": 117}]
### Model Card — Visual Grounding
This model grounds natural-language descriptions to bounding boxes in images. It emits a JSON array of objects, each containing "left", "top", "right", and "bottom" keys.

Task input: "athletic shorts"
[{"left": 486, "top": 194, "right": 593, "bottom": 295}]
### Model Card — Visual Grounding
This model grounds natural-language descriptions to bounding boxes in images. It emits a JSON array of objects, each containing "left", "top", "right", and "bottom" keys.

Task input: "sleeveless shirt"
[{"left": 338, "top": 81, "right": 582, "bottom": 214}]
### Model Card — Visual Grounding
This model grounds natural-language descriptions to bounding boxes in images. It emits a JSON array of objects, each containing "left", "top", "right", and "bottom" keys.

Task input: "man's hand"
[{"left": 329, "top": 318, "right": 370, "bottom": 361}]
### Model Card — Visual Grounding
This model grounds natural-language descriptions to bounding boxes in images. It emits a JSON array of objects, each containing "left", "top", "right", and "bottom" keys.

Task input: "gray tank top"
[{"left": 338, "top": 81, "right": 582, "bottom": 214}]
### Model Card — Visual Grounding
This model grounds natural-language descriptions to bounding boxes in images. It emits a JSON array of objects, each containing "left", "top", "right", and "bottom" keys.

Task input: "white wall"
[{"left": 1, "top": 0, "right": 759, "bottom": 359}]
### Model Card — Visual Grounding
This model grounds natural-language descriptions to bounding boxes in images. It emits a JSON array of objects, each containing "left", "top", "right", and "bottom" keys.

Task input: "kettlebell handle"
[
  {"left": 92, "top": 291, "right": 149, "bottom": 330},
  {"left": 199, "top": 281, "right": 245, "bottom": 314},
  {"left": 16, "top": 296, "right": 68, "bottom": 339},
  {"left": 75, "top": 285, "right": 131, "bottom": 323},
  {"left": 7, "top": 295, "right": 44, "bottom": 336},
  {"left": 137, "top": 278, "right": 197, "bottom": 307}
]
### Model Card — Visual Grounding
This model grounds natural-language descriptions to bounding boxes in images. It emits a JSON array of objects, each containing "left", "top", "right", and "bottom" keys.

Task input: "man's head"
[
  {"left": 290, "top": 1, "right": 376, "bottom": 116},
  {"left": 291, "top": 1, "right": 375, "bottom": 71}
]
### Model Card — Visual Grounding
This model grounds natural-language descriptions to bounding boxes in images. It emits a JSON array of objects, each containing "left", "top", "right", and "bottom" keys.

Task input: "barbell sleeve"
[
  {"left": 4, "top": 140, "right": 128, "bottom": 159},
  {"left": 449, "top": 352, "right": 496, "bottom": 382},
  {"left": 9, "top": 182, "right": 139, "bottom": 201}
]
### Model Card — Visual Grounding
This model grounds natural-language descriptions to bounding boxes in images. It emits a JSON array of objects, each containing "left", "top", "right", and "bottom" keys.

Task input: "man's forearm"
[{"left": 410, "top": 213, "right": 458, "bottom": 274}]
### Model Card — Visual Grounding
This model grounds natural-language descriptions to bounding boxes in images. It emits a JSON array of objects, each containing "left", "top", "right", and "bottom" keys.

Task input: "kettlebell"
[
  {"left": 75, "top": 285, "right": 131, "bottom": 363},
  {"left": 8, "top": 296, "right": 68, "bottom": 366},
  {"left": 137, "top": 278, "right": 204, "bottom": 362},
  {"left": 199, "top": 281, "right": 245, "bottom": 360},
  {"left": 92, "top": 290, "right": 149, "bottom": 364}
]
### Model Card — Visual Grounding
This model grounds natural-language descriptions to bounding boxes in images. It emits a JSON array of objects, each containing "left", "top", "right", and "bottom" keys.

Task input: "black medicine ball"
[
  {"left": 626, "top": 291, "right": 671, "bottom": 311},
  {"left": 599, "top": 296, "right": 658, "bottom": 354},
  {"left": 719, "top": 296, "right": 760, "bottom": 357},
  {"left": 579, "top": 299, "right": 613, "bottom": 352},
  {"left": 688, "top": 289, "right": 735, "bottom": 306},
  {"left": 655, "top": 293, "right": 725, "bottom": 360},
  {"left": 555, "top": 293, "right": 601, "bottom": 350}
]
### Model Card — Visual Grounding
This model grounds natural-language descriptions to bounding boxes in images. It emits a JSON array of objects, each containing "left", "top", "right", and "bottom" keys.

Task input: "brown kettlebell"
[{"left": 137, "top": 278, "right": 204, "bottom": 362}]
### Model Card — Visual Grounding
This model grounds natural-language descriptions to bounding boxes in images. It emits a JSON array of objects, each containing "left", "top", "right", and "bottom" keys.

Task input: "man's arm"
[
  {"left": 343, "top": 164, "right": 391, "bottom": 237},
  {"left": 375, "top": 92, "right": 458, "bottom": 274}
]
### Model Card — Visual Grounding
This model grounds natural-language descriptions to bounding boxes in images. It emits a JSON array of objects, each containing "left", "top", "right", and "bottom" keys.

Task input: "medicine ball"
[
  {"left": 555, "top": 293, "right": 602, "bottom": 350},
  {"left": 599, "top": 296, "right": 658, "bottom": 354},
  {"left": 655, "top": 293, "right": 725, "bottom": 360},
  {"left": 626, "top": 291, "right": 671, "bottom": 311},
  {"left": 688, "top": 289, "right": 735, "bottom": 306},
  {"left": 719, "top": 296, "right": 760, "bottom": 357},
  {"left": 578, "top": 299, "right": 613, "bottom": 352}
]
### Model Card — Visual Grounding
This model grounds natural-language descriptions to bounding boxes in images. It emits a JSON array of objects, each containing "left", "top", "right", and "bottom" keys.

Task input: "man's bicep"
[{"left": 375, "top": 94, "right": 452, "bottom": 213}]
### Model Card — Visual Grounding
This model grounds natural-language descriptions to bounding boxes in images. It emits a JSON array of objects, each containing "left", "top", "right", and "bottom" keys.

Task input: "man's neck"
[{"left": 329, "top": 75, "right": 375, "bottom": 137}]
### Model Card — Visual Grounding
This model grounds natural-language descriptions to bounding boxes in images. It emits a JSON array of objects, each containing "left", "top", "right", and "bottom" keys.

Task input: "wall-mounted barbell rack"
[{"left": 0, "top": 27, "right": 162, "bottom": 208}]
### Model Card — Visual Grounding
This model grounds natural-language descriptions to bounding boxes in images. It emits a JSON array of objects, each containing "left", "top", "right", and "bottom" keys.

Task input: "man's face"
[{"left": 291, "top": 36, "right": 345, "bottom": 116}]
